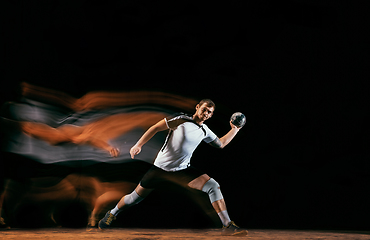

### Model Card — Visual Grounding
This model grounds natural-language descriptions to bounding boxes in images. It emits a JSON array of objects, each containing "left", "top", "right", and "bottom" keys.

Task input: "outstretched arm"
[
  {"left": 130, "top": 119, "right": 168, "bottom": 159},
  {"left": 208, "top": 121, "right": 240, "bottom": 149},
  {"left": 73, "top": 135, "right": 120, "bottom": 158}
]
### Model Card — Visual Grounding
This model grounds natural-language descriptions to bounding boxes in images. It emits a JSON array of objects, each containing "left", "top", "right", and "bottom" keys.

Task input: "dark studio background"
[{"left": 1, "top": 0, "right": 369, "bottom": 230}]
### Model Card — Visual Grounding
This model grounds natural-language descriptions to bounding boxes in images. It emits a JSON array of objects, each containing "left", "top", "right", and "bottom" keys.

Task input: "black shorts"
[{"left": 140, "top": 165, "right": 205, "bottom": 189}]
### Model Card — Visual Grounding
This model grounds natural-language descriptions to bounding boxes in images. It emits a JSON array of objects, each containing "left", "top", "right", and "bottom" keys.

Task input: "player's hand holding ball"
[{"left": 230, "top": 112, "right": 246, "bottom": 129}]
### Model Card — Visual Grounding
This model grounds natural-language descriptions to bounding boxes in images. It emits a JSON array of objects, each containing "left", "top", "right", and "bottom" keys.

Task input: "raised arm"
[
  {"left": 208, "top": 121, "right": 240, "bottom": 149},
  {"left": 130, "top": 119, "right": 169, "bottom": 159}
]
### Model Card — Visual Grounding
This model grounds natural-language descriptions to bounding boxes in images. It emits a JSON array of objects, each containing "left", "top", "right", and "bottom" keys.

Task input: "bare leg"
[
  {"left": 188, "top": 174, "right": 230, "bottom": 226},
  {"left": 188, "top": 174, "right": 211, "bottom": 190},
  {"left": 97, "top": 183, "right": 153, "bottom": 230},
  {"left": 188, "top": 174, "right": 227, "bottom": 213},
  {"left": 89, "top": 181, "right": 137, "bottom": 227},
  {"left": 211, "top": 199, "right": 227, "bottom": 213}
]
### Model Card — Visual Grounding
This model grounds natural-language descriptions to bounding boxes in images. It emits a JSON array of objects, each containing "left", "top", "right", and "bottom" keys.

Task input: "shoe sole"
[
  {"left": 222, "top": 230, "right": 248, "bottom": 237},
  {"left": 232, "top": 230, "right": 248, "bottom": 236},
  {"left": 86, "top": 228, "right": 99, "bottom": 232}
]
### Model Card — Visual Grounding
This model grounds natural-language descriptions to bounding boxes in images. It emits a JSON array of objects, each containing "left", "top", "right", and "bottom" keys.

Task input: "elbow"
[
  {"left": 219, "top": 139, "right": 227, "bottom": 149},
  {"left": 209, "top": 138, "right": 226, "bottom": 149},
  {"left": 217, "top": 142, "right": 226, "bottom": 149}
]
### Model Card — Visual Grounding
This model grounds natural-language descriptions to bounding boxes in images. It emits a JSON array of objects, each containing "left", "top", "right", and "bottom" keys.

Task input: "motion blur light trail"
[
  {"left": 0, "top": 83, "right": 216, "bottom": 228},
  {"left": 21, "top": 82, "right": 197, "bottom": 113},
  {"left": 1, "top": 82, "right": 197, "bottom": 165}
]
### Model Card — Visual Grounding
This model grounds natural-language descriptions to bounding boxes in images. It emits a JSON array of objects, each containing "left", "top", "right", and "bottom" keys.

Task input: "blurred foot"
[{"left": 86, "top": 216, "right": 98, "bottom": 231}]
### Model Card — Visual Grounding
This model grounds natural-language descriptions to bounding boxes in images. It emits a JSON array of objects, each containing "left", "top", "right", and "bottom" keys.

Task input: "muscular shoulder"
[{"left": 166, "top": 113, "right": 193, "bottom": 129}]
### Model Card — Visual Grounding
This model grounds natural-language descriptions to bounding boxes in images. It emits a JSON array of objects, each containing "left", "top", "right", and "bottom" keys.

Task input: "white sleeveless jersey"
[{"left": 154, "top": 114, "right": 217, "bottom": 171}]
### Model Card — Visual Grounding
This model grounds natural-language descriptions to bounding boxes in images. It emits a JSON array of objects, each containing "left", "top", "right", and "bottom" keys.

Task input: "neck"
[{"left": 192, "top": 114, "right": 204, "bottom": 125}]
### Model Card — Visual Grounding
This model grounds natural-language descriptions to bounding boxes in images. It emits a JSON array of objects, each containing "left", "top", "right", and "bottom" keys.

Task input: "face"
[{"left": 195, "top": 103, "right": 214, "bottom": 122}]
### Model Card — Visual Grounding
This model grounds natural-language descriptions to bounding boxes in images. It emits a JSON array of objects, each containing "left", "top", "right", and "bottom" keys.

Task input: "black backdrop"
[{"left": 1, "top": 0, "right": 369, "bottom": 230}]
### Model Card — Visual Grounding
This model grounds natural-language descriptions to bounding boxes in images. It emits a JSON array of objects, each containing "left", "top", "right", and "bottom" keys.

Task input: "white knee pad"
[
  {"left": 123, "top": 190, "right": 144, "bottom": 207},
  {"left": 201, "top": 178, "right": 223, "bottom": 203}
]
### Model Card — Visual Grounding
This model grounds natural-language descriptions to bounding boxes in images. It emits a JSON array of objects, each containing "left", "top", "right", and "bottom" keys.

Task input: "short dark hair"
[{"left": 198, "top": 99, "right": 215, "bottom": 109}]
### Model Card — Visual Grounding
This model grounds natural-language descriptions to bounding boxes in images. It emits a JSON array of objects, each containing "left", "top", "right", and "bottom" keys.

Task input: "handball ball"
[{"left": 230, "top": 112, "right": 246, "bottom": 128}]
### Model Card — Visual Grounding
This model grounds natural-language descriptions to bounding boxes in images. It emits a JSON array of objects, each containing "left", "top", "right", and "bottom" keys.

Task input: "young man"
[{"left": 98, "top": 99, "right": 247, "bottom": 236}]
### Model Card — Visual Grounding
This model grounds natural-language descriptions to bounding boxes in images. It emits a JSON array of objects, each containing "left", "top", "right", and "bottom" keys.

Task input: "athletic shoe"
[
  {"left": 221, "top": 221, "right": 248, "bottom": 236},
  {"left": 98, "top": 211, "right": 116, "bottom": 230}
]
